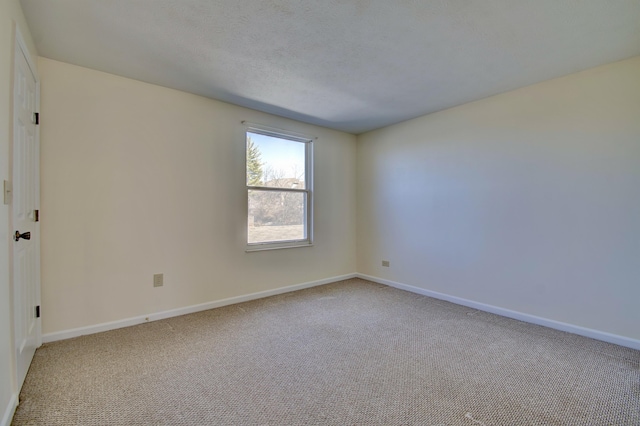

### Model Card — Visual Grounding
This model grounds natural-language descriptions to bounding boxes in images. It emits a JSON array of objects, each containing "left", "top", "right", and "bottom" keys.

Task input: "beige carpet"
[{"left": 12, "top": 278, "right": 640, "bottom": 425}]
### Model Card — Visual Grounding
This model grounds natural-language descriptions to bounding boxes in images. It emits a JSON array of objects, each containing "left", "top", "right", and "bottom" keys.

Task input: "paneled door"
[{"left": 12, "top": 33, "right": 41, "bottom": 390}]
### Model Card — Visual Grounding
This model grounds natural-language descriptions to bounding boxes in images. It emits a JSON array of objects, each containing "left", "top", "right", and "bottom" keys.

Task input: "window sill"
[{"left": 245, "top": 242, "right": 313, "bottom": 252}]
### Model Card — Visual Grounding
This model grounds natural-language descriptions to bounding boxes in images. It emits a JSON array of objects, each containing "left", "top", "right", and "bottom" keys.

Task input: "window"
[{"left": 245, "top": 124, "right": 313, "bottom": 250}]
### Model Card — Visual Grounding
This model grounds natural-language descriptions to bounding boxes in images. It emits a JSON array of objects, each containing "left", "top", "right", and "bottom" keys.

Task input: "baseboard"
[
  {"left": 1, "top": 393, "right": 18, "bottom": 426},
  {"left": 43, "top": 273, "right": 357, "bottom": 343},
  {"left": 41, "top": 272, "right": 640, "bottom": 350},
  {"left": 357, "top": 273, "right": 640, "bottom": 351}
]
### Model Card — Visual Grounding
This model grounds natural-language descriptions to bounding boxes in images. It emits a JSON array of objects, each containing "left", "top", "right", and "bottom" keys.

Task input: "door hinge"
[
  {"left": 34, "top": 112, "right": 39, "bottom": 125},
  {"left": 34, "top": 209, "right": 39, "bottom": 222},
  {"left": 35, "top": 305, "right": 40, "bottom": 318}
]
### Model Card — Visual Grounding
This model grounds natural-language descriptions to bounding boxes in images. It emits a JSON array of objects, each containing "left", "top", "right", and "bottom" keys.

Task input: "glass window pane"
[
  {"left": 248, "top": 190, "right": 307, "bottom": 243},
  {"left": 247, "top": 132, "right": 306, "bottom": 189}
]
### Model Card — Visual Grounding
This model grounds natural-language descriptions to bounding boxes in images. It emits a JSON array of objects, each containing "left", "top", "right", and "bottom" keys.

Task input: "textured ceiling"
[{"left": 20, "top": 0, "right": 640, "bottom": 134}]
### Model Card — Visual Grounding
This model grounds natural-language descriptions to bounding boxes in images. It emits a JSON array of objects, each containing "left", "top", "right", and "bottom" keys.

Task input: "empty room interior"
[{"left": 1, "top": 1, "right": 640, "bottom": 425}]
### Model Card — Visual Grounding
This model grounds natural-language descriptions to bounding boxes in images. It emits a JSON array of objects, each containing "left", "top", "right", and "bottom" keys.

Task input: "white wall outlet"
[
  {"left": 153, "top": 273, "right": 163, "bottom": 287},
  {"left": 382, "top": 260, "right": 390, "bottom": 267}
]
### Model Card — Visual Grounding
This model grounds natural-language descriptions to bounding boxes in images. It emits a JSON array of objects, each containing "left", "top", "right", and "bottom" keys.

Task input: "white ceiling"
[{"left": 20, "top": 0, "right": 640, "bottom": 134}]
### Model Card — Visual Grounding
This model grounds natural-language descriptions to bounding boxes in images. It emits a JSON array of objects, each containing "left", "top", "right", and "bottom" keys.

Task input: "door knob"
[{"left": 14, "top": 231, "right": 31, "bottom": 241}]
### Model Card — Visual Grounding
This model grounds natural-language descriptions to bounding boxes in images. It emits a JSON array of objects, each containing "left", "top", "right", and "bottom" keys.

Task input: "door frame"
[{"left": 10, "top": 25, "right": 41, "bottom": 392}]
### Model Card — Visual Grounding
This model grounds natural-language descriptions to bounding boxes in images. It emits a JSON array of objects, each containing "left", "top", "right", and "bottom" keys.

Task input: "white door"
[{"left": 12, "top": 34, "right": 41, "bottom": 390}]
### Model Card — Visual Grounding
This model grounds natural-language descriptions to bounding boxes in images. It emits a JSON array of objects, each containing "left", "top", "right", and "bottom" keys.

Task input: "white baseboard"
[
  {"left": 41, "top": 272, "right": 640, "bottom": 351},
  {"left": 43, "top": 273, "right": 357, "bottom": 343},
  {"left": 1, "top": 393, "right": 17, "bottom": 426},
  {"left": 357, "top": 273, "right": 640, "bottom": 351}
]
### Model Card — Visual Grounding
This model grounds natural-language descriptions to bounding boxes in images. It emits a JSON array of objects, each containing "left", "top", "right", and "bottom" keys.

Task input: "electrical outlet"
[
  {"left": 153, "top": 273, "right": 163, "bottom": 287},
  {"left": 382, "top": 260, "right": 390, "bottom": 267}
]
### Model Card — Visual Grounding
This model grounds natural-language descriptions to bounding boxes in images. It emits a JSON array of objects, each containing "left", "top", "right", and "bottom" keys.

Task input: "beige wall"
[
  {"left": 4, "top": 23, "right": 639, "bottom": 425},
  {"left": 39, "top": 58, "right": 357, "bottom": 335},
  {"left": 0, "top": 0, "right": 38, "bottom": 423},
  {"left": 357, "top": 56, "right": 640, "bottom": 341}
]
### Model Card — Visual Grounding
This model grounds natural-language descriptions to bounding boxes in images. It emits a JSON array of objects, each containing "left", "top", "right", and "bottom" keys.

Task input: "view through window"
[{"left": 246, "top": 128, "right": 312, "bottom": 249}]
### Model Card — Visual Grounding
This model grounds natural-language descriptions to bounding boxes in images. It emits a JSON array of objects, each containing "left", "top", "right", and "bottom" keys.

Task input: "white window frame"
[{"left": 244, "top": 123, "right": 314, "bottom": 252}]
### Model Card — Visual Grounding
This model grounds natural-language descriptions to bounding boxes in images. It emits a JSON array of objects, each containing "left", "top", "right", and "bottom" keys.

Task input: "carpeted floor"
[{"left": 12, "top": 278, "right": 640, "bottom": 425}]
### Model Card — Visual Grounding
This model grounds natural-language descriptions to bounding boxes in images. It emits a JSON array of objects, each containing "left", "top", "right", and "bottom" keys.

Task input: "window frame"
[{"left": 244, "top": 123, "right": 314, "bottom": 252}]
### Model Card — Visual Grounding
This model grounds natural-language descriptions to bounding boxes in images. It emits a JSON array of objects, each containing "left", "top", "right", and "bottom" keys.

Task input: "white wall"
[
  {"left": 0, "top": 0, "right": 38, "bottom": 424},
  {"left": 357, "top": 57, "right": 640, "bottom": 342},
  {"left": 39, "top": 58, "right": 357, "bottom": 335}
]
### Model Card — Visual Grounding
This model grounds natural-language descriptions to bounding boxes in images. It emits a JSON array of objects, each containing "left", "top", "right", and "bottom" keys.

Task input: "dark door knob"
[{"left": 14, "top": 231, "right": 31, "bottom": 241}]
